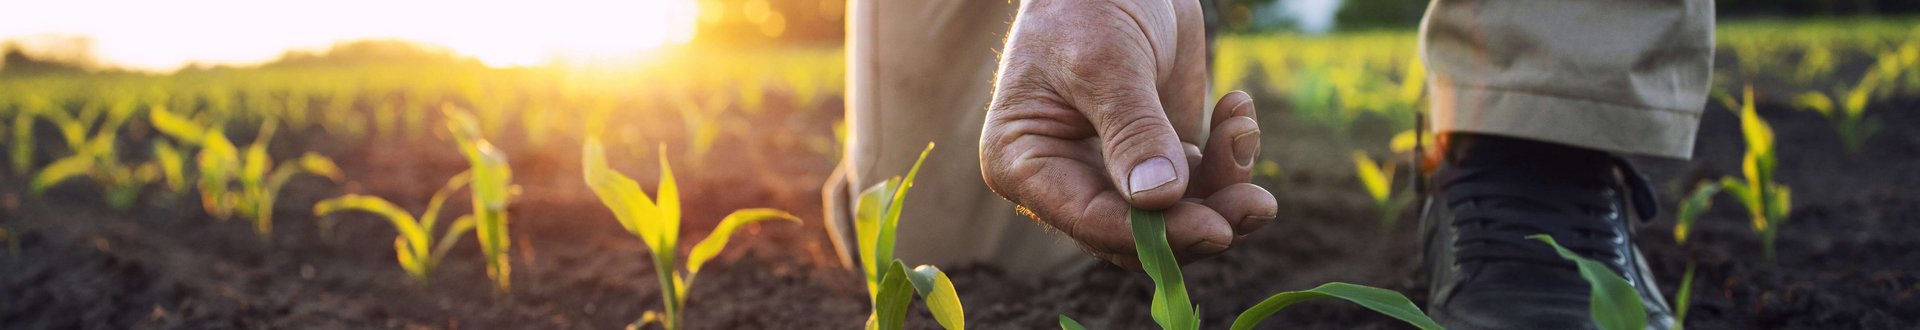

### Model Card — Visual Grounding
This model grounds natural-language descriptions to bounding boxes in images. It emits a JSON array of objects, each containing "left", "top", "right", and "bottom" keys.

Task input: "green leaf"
[
  {"left": 198, "top": 131, "right": 240, "bottom": 219},
  {"left": 686, "top": 209, "right": 799, "bottom": 276},
  {"left": 153, "top": 141, "right": 188, "bottom": 192},
  {"left": 1791, "top": 91, "right": 1834, "bottom": 117},
  {"left": 1229, "top": 282, "right": 1443, "bottom": 330},
  {"left": 1675, "top": 263, "right": 1696, "bottom": 330},
  {"left": 875, "top": 143, "right": 934, "bottom": 284},
  {"left": 653, "top": 146, "right": 681, "bottom": 256},
  {"left": 242, "top": 120, "right": 277, "bottom": 186},
  {"left": 420, "top": 171, "right": 473, "bottom": 233},
  {"left": 1388, "top": 130, "right": 1422, "bottom": 154},
  {"left": 430, "top": 215, "right": 477, "bottom": 267},
  {"left": 856, "top": 179, "right": 898, "bottom": 296},
  {"left": 29, "top": 154, "right": 95, "bottom": 195},
  {"left": 13, "top": 111, "right": 36, "bottom": 175},
  {"left": 1767, "top": 186, "right": 1791, "bottom": 226},
  {"left": 315, "top": 195, "right": 430, "bottom": 260},
  {"left": 1398, "top": 56, "right": 1426, "bottom": 104},
  {"left": 296, "top": 153, "right": 343, "bottom": 182},
  {"left": 1132, "top": 208, "right": 1196, "bottom": 330},
  {"left": 1528, "top": 235, "right": 1647, "bottom": 330},
  {"left": 906, "top": 265, "right": 965, "bottom": 330},
  {"left": 1675, "top": 182, "right": 1722, "bottom": 245},
  {"left": 1059, "top": 315, "right": 1087, "bottom": 330},
  {"left": 1351, "top": 151, "right": 1392, "bottom": 203},
  {"left": 872, "top": 260, "right": 915, "bottom": 330},
  {"left": 1737, "top": 86, "right": 1773, "bottom": 156},
  {"left": 582, "top": 137, "right": 664, "bottom": 247},
  {"left": 148, "top": 105, "right": 206, "bottom": 145}
]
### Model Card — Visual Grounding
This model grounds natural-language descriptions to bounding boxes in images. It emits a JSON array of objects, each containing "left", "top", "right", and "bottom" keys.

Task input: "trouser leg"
[
  {"left": 826, "top": 0, "right": 1092, "bottom": 280},
  {"left": 1420, "top": 0, "right": 1715, "bottom": 159}
]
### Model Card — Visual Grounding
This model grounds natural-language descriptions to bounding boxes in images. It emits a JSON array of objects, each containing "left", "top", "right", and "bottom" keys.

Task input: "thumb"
[{"left": 1078, "top": 87, "right": 1190, "bottom": 210}]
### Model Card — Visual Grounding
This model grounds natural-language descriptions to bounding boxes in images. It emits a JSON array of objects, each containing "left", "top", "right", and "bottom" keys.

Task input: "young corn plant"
[
  {"left": 1720, "top": 86, "right": 1792, "bottom": 262},
  {"left": 442, "top": 106, "right": 515, "bottom": 294},
  {"left": 1791, "top": 73, "right": 1882, "bottom": 155},
  {"left": 313, "top": 172, "right": 477, "bottom": 287},
  {"left": 582, "top": 138, "right": 799, "bottom": 330},
  {"left": 1529, "top": 235, "right": 1647, "bottom": 330},
  {"left": 1060, "top": 208, "right": 1442, "bottom": 330},
  {"left": 1667, "top": 182, "right": 1719, "bottom": 330},
  {"left": 1352, "top": 129, "right": 1426, "bottom": 230},
  {"left": 853, "top": 143, "right": 965, "bottom": 330},
  {"left": 29, "top": 100, "right": 165, "bottom": 209},
  {"left": 149, "top": 107, "right": 342, "bottom": 237}
]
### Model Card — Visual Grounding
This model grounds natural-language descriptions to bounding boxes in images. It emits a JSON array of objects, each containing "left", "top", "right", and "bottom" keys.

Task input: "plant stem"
[
  {"left": 650, "top": 251, "right": 682, "bottom": 330},
  {"left": 1762, "top": 230, "right": 1778, "bottom": 265}
]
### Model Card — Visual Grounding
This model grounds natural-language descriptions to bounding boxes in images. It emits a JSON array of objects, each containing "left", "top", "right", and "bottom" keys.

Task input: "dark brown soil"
[{"left": 3, "top": 90, "right": 1918, "bottom": 329}]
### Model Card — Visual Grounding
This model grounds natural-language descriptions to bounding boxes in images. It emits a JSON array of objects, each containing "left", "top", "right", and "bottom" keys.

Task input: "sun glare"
[{"left": 0, "top": 0, "right": 699, "bottom": 71}]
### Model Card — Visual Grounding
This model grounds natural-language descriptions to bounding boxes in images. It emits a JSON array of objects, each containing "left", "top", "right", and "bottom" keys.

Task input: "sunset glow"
[{"left": 0, "top": 0, "right": 699, "bottom": 71}]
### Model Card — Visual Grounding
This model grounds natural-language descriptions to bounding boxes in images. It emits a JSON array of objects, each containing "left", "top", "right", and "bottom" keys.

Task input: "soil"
[{"left": 4, "top": 91, "right": 1919, "bottom": 329}]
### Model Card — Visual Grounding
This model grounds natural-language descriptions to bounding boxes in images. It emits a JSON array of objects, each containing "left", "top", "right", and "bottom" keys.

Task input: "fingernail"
[
  {"left": 1129, "top": 156, "right": 1177, "bottom": 195},
  {"left": 1231, "top": 127, "right": 1260, "bottom": 167},
  {"left": 1238, "top": 214, "right": 1276, "bottom": 233},
  {"left": 1186, "top": 240, "right": 1229, "bottom": 255}
]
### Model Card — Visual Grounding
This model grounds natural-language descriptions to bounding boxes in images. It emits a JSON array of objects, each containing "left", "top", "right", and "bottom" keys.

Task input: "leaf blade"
[
  {"left": 1132, "top": 208, "right": 1195, "bottom": 330},
  {"left": 907, "top": 265, "right": 965, "bottom": 330},
  {"left": 1529, "top": 235, "right": 1647, "bottom": 330},
  {"left": 1229, "top": 282, "right": 1443, "bottom": 330},
  {"left": 686, "top": 209, "right": 798, "bottom": 276}
]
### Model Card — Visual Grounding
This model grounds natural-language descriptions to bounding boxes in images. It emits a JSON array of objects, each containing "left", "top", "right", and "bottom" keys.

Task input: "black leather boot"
[{"left": 1418, "top": 134, "right": 1675, "bottom": 330}]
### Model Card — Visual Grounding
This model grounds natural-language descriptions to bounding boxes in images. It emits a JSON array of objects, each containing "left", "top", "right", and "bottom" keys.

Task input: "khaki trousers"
[
  {"left": 825, "top": 1, "right": 1090, "bottom": 279},
  {"left": 827, "top": 0, "right": 1713, "bottom": 279},
  {"left": 1423, "top": 0, "right": 1714, "bottom": 158}
]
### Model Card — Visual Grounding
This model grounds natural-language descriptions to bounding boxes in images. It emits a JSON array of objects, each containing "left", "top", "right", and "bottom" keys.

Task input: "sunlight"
[{"left": 0, "top": 0, "right": 699, "bottom": 71}]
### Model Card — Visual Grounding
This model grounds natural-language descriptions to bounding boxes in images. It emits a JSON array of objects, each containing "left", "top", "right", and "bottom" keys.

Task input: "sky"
[{"left": 0, "top": 0, "right": 699, "bottom": 71}]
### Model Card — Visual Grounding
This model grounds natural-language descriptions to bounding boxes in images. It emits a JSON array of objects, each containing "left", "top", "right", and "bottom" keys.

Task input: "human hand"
[{"left": 981, "top": 0, "right": 1277, "bottom": 269}]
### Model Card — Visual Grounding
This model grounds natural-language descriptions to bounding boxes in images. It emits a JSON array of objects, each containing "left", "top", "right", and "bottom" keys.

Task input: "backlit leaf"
[
  {"left": 906, "top": 265, "right": 965, "bottom": 330},
  {"left": 1229, "top": 282, "right": 1442, "bottom": 330},
  {"left": 1351, "top": 151, "right": 1391, "bottom": 202},
  {"left": 1059, "top": 315, "right": 1087, "bottom": 330},
  {"left": 1132, "top": 208, "right": 1196, "bottom": 330},
  {"left": 686, "top": 209, "right": 798, "bottom": 276},
  {"left": 29, "top": 154, "right": 95, "bottom": 195},
  {"left": 1530, "top": 235, "right": 1647, "bottom": 330}
]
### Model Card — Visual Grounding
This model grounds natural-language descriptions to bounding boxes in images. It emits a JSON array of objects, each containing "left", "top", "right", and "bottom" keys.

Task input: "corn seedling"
[
  {"left": 854, "top": 143, "right": 965, "bottom": 330},
  {"left": 1060, "top": 208, "right": 1442, "bottom": 330},
  {"left": 29, "top": 100, "right": 165, "bottom": 209},
  {"left": 443, "top": 106, "right": 515, "bottom": 294},
  {"left": 1673, "top": 182, "right": 1721, "bottom": 245},
  {"left": 149, "top": 107, "right": 342, "bottom": 237},
  {"left": 1792, "top": 73, "right": 1883, "bottom": 155},
  {"left": 583, "top": 138, "right": 799, "bottom": 330},
  {"left": 1529, "top": 235, "right": 1647, "bottom": 330},
  {"left": 1669, "top": 182, "right": 1719, "bottom": 330},
  {"left": 1720, "top": 86, "right": 1792, "bottom": 262},
  {"left": 1352, "top": 150, "right": 1412, "bottom": 230},
  {"left": 313, "top": 172, "right": 477, "bottom": 287}
]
